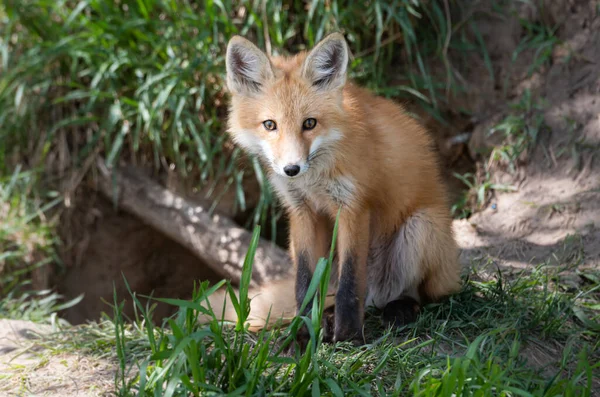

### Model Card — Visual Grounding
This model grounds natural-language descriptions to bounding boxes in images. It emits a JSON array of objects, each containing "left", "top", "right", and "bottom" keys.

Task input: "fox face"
[{"left": 225, "top": 34, "right": 350, "bottom": 179}]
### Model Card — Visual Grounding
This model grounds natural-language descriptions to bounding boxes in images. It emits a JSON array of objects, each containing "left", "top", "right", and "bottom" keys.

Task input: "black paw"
[
  {"left": 333, "top": 321, "right": 364, "bottom": 345},
  {"left": 288, "top": 306, "right": 338, "bottom": 355},
  {"left": 321, "top": 306, "right": 336, "bottom": 344},
  {"left": 293, "top": 323, "right": 311, "bottom": 355},
  {"left": 382, "top": 296, "right": 420, "bottom": 328}
]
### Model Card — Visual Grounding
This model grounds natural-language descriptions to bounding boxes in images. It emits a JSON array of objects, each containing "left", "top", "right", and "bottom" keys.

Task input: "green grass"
[
  {"left": 450, "top": 169, "right": 516, "bottom": 219},
  {"left": 0, "top": 0, "right": 491, "bottom": 237},
  {"left": 0, "top": 166, "right": 84, "bottom": 323},
  {"left": 497, "top": 7, "right": 560, "bottom": 97},
  {"left": 0, "top": 166, "right": 59, "bottom": 315},
  {"left": 3, "top": 228, "right": 598, "bottom": 395},
  {"left": 489, "top": 89, "right": 547, "bottom": 173},
  {"left": 78, "top": 228, "right": 597, "bottom": 396}
]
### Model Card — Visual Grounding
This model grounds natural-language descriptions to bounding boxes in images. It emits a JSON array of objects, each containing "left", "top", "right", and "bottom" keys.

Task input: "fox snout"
[
  {"left": 283, "top": 164, "right": 301, "bottom": 177},
  {"left": 277, "top": 158, "right": 308, "bottom": 178},
  {"left": 264, "top": 138, "right": 310, "bottom": 178}
]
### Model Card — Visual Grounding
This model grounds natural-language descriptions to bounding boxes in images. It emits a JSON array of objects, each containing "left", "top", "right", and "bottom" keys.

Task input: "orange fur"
[{"left": 200, "top": 33, "right": 462, "bottom": 340}]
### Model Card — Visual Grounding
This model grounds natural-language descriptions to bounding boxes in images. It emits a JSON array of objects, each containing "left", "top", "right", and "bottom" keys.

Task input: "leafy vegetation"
[
  {"left": 0, "top": 0, "right": 471, "bottom": 236},
  {"left": 0, "top": 166, "right": 83, "bottom": 323},
  {"left": 41, "top": 229, "right": 598, "bottom": 396},
  {"left": 0, "top": 166, "right": 58, "bottom": 313},
  {"left": 450, "top": 169, "right": 516, "bottom": 219}
]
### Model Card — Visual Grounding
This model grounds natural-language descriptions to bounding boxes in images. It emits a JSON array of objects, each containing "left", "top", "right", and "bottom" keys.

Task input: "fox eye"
[
  {"left": 263, "top": 120, "right": 277, "bottom": 131},
  {"left": 303, "top": 118, "right": 317, "bottom": 130}
]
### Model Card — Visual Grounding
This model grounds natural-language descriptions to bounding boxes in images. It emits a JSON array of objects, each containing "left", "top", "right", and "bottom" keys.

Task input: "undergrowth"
[
  {"left": 100, "top": 228, "right": 599, "bottom": 396},
  {"left": 0, "top": 166, "right": 82, "bottom": 322},
  {"left": 0, "top": 0, "right": 476, "bottom": 238},
  {"left": 3, "top": 227, "right": 598, "bottom": 395}
]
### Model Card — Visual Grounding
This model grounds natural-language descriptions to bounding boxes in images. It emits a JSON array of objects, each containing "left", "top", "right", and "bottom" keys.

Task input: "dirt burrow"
[{"left": 55, "top": 187, "right": 225, "bottom": 325}]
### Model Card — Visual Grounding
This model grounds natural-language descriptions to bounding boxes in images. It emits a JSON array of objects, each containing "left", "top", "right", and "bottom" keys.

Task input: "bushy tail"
[
  {"left": 198, "top": 278, "right": 335, "bottom": 332},
  {"left": 198, "top": 278, "right": 297, "bottom": 332}
]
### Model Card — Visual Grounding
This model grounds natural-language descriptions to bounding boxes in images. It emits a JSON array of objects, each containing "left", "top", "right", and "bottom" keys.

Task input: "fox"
[{"left": 199, "top": 32, "right": 462, "bottom": 346}]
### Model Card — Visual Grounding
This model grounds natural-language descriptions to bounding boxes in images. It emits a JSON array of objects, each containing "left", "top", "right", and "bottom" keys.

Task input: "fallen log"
[{"left": 93, "top": 158, "right": 292, "bottom": 288}]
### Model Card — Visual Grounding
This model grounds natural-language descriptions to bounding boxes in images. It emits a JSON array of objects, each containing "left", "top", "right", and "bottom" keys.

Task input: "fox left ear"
[
  {"left": 226, "top": 36, "right": 274, "bottom": 95},
  {"left": 301, "top": 32, "right": 349, "bottom": 91}
]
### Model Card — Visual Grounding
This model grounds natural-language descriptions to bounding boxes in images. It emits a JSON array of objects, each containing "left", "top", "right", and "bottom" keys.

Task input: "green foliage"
[
  {"left": 0, "top": 287, "right": 82, "bottom": 324},
  {"left": 104, "top": 232, "right": 600, "bottom": 396},
  {"left": 514, "top": 16, "right": 560, "bottom": 77},
  {"left": 489, "top": 89, "right": 547, "bottom": 173},
  {"left": 0, "top": 166, "right": 56, "bottom": 294},
  {"left": 0, "top": 166, "right": 84, "bottom": 322},
  {"left": 0, "top": 0, "right": 474, "bottom": 235},
  {"left": 109, "top": 210, "right": 341, "bottom": 396}
]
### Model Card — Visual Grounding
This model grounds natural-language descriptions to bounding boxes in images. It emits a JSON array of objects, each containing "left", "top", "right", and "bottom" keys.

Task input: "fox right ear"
[
  {"left": 226, "top": 36, "right": 274, "bottom": 95},
  {"left": 301, "top": 32, "right": 349, "bottom": 91}
]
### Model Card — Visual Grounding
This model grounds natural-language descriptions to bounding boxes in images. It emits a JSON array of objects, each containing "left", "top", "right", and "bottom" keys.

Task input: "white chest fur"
[{"left": 270, "top": 172, "right": 356, "bottom": 212}]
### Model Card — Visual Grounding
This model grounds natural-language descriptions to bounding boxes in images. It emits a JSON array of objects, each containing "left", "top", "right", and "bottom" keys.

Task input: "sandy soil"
[
  {"left": 455, "top": 0, "right": 600, "bottom": 277},
  {"left": 0, "top": 319, "right": 115, "bottom": 396}
]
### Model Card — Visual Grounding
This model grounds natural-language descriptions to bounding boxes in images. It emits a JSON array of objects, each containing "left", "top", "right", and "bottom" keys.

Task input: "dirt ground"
[
  {"left": 0, "top": 320, "right": 115, "bottom": 396},
  {"left": 455, "top": 0, "right": 600, "bottom": 276},
  {"left": 55, "top": 187, "right": 225, "bottom": 325}
]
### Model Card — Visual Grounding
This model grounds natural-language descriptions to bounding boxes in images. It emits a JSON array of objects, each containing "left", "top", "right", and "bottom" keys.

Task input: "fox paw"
[
  {"left": 382, "top": 296, "right": 420, "bottom": 328},
  {"left": 288, "top": 306, "right": 337, "bottom": 355},
  {"left": 333, "top": 319, "right": 364, "bottom": 346},
  {"left": 321, "top": 306, "right": 336, "bottom": 343}
]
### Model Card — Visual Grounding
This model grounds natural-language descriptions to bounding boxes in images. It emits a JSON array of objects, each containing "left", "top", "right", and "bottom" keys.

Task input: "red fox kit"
[{"left": 204, "top": 32, "right": 461, "bottom": 345}]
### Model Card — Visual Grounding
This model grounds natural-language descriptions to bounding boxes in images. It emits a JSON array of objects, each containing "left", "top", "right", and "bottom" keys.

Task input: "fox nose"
[{"left": 283, "top": 164, "right": 301, "bottom": 177}]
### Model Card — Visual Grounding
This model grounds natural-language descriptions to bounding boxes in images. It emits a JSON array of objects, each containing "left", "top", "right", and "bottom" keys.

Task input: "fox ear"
[
  {"left": 226, "top": 36, "right": 274, "bottom": 95},
  {"left": 301, "top": 32, "right": 349, "bottom": 91}
]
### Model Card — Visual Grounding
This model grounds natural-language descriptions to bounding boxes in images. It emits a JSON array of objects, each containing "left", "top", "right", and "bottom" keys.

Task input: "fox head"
[{"left": 225, "top": 33, "right": 349, "bottom": 178}]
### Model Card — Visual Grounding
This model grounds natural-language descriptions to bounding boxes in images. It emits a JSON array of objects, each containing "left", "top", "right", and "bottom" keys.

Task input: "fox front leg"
[
  {"left": 333, "top": 208, "right": 370, "bottom": 344},
  {"left": 289, "top": 209, "right": 331, "bottom": 350}
]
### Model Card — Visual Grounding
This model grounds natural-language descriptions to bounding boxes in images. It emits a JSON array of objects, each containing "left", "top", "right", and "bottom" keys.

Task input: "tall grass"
[
  {"left": 0, "top": 167, "right": 57, "bottom": 291},
  {"left": 0, "top": 0, "right": 477, "bottom": 316},
  {"left": 109, "top": 209, "right": 341, "bottom": 395},
  {"left": 0, "top": 0, "right": 472, "bottom": 237},
  {"left": 107, "top": 227, "right": 600, "bottom": 396},
  {"left": 0, "top": 166, "right": 82, "bottom": 321}
]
